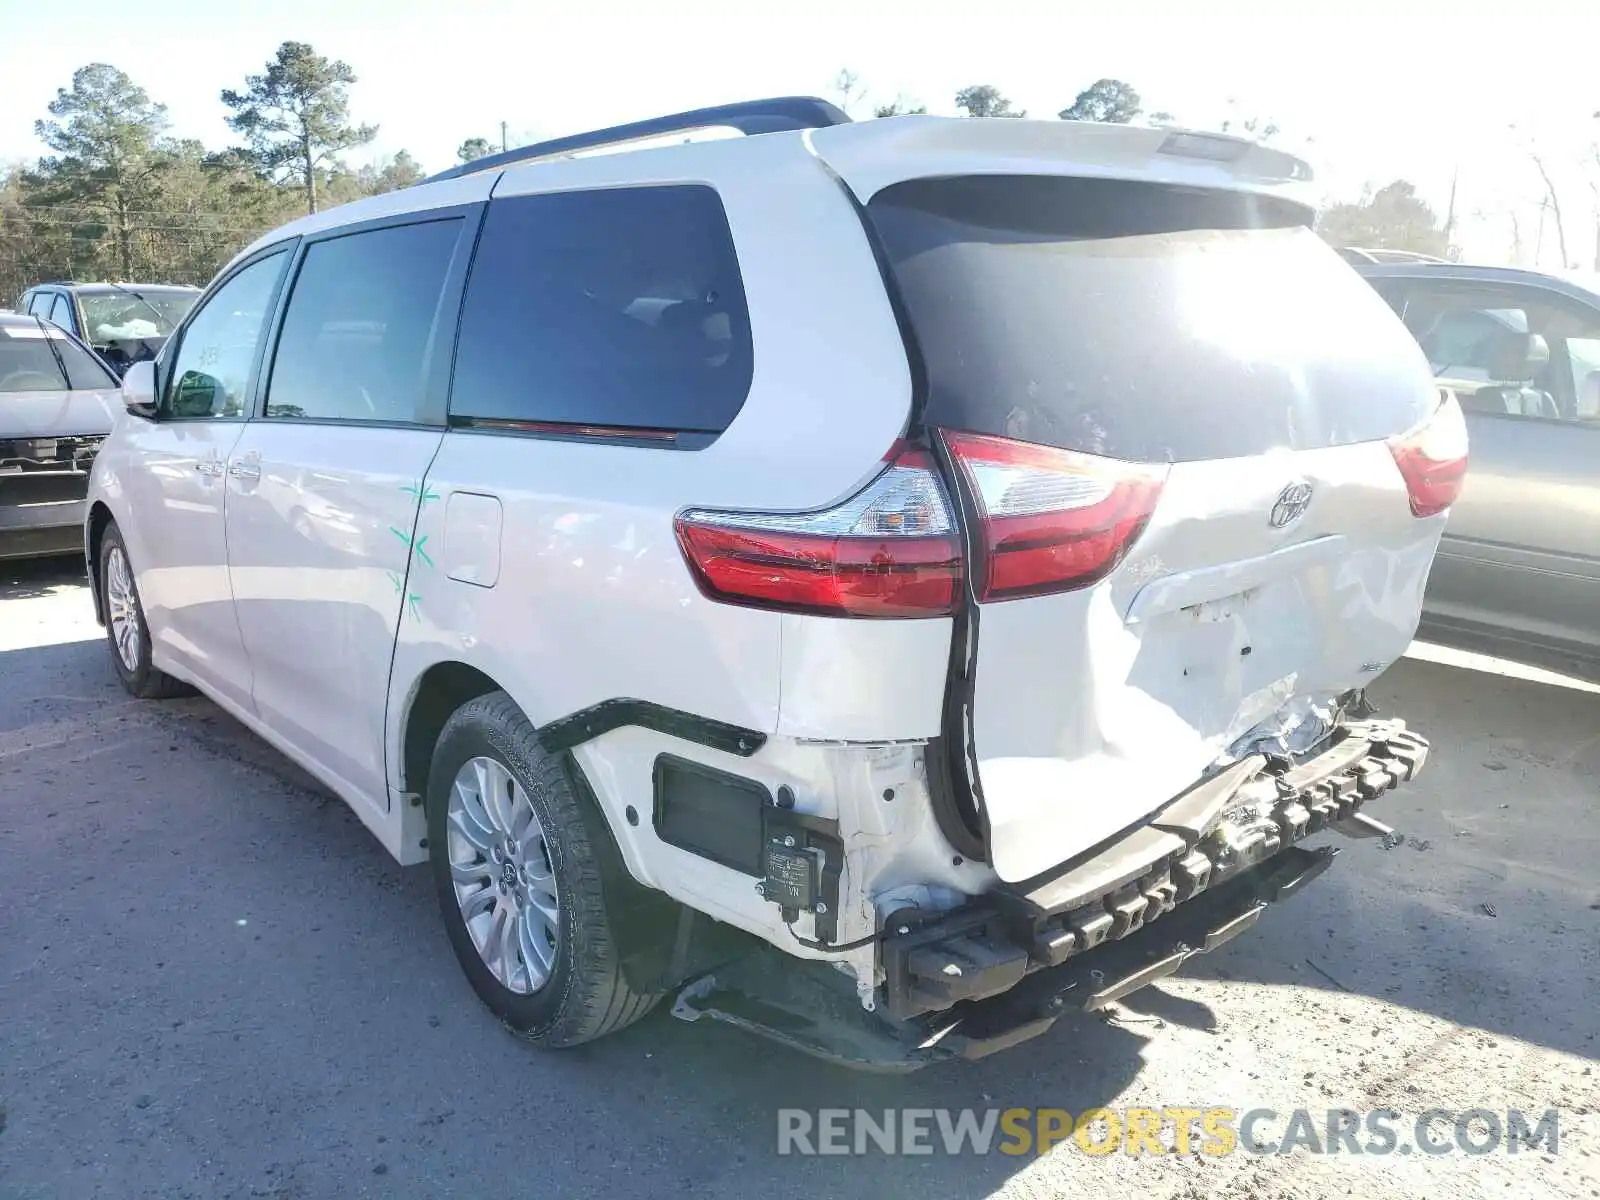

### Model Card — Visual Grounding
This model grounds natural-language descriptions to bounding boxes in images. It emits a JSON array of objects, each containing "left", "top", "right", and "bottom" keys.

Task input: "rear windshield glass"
[
  {"left": 868, "top": 175, "right": 1436, "bottom": 463},
  {"left": 0, "top": 323, "right": 116, "bottom": 392}
]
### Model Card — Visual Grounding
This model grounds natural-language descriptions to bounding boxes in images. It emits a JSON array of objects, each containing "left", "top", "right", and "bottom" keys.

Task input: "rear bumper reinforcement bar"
[
  {"left": 671, "top": 719, "right": 1427, "bottom": 1071},
  {"left": 979, "top": 719, "right": 1428, "bottom": 981},
  {"left": 673, "top": 843, "right": 1341, "bottom": 1071},
  {"left": 881, "top": 720, "right": 1427, "bottom": 1022}
]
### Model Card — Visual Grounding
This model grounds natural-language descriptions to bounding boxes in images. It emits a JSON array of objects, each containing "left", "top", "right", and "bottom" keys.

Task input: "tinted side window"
[
  {"left": 451, "top": 185, "right": 753, "bottom": 435},
  {"left": 49, "top": 295, "right": 75, "bottom": 332},
  {"left": 1367, "top": 279, "right": 1408, "bottom": 318},
  {"left": 0, "top": 325, "right": 74, "bottom": 392},
  {"left": 265, "top": 219, "right": 462, "bottom": 423},
  {"left": 27, "top": 292, "right": 54, "bottom": 316},
  {"left": 54, "top": 333, "right": 118, "bottom": 389},
  {"left": 1398, "top": 284, "right": 1600, "bottom": 422},
  {"left": 162, "top": 250, "right": 288, "bottom": 419},
  {"left": 1570, "top": 335, "right": 1600, "bottom": 417},
  {"left": 0, "top": 320, "right": 115, "bottom": 390}
]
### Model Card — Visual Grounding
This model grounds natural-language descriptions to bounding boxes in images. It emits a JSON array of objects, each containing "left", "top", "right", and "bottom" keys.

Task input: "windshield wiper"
[
  {"left": 33, "top": 315, "right": 74, "bottom": 388},
  {"left": 102, "top": 283, "right": 170, "bottom": 332}
]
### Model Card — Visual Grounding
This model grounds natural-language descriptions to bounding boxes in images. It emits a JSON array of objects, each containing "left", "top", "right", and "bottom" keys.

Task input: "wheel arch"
[
  {"left": 398, "top": 659, "right": 501, "bottom": 807},
  {"left": 86, "top": 500, "right": 116, "bottom": 626},
  {"left": 395, "top": 659, "right": 730, "bottom": 993}
]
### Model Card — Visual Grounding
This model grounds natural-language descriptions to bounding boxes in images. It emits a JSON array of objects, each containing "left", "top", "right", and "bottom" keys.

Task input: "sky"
[{"left": 2, "top": 0, "right": 1597, "bottom": 266}]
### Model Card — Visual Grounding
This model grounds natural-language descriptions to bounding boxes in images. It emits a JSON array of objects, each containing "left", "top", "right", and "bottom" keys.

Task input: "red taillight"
[
  {"left": 942, "top": 430, "right": 1167, "bottom": 602},
  {"left": 675, "top": 447, "right": 961, "bottom": 617},
  {"left": 1388, "top": 395, "right": 1469, "bottom": 518}
]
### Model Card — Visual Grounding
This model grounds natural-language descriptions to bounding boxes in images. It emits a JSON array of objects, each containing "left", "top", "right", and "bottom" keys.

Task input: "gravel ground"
[{"left": 0, "top": 557, "right": 1595, "bottom": 1199}]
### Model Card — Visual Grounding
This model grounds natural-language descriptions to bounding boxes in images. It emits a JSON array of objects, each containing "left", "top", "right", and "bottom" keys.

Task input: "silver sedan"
[
  {"left": 0, "top": 312, "right": 122, "bottom": 559},
  {"left": 1356, "top": 261, "right": 1600, "bottom": 673}
]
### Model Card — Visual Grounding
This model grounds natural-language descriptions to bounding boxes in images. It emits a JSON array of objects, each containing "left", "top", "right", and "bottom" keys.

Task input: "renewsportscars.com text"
[{"left": 775, "top": 1107, "right": 1561, "bottom": 1157}]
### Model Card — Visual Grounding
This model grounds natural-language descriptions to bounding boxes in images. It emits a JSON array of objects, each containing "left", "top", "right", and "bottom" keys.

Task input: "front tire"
[
  {"left": 99, "top": 521, "right": 190, "bottom": 700},
  {"left": 426, "top": 691, "right": 660, "bottom": 1046}
]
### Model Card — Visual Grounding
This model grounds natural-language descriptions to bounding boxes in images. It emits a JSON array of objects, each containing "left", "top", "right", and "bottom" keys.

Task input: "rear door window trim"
[
  {"left": 157, "top": 241, "right": 299, "bottom": 423},
  {"left": 251, "top": 203, "right": 486, "bottom": 430}
]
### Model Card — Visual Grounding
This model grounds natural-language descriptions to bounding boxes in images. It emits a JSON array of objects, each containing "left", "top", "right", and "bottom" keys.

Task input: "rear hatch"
[{"left": 859, "top": 167, "right": 1462, "bottom": 882}]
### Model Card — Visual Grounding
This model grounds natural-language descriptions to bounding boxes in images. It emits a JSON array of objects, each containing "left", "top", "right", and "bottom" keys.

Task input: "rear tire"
[
  {"left": 426, "top": 691, "right": 661, "bottom": 1046},
  {"left": 99, "top": 521, "right": 190, "bottom": 700}
]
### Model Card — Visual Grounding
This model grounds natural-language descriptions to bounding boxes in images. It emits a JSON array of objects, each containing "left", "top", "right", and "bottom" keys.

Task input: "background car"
[
  {"left": 1355, "top": 260, "right": 1600, "bottom": 673},
  {"left": 0, "top": 312, "right": 122, "bottom": 559},
  {"left": 16, "top": 281, "right": 200, "bottom": 377}
]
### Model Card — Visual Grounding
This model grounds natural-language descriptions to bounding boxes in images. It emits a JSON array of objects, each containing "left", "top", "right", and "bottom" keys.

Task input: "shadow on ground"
[
  {"left": 0, "top": 553, "right": 86, "bottom": 601},
  {"left": 1, "top": 637, "right": 1594, "bottom": 1199},
  {"left": 1183, "top": 654, "right": 1600, "bottom": 1063}
]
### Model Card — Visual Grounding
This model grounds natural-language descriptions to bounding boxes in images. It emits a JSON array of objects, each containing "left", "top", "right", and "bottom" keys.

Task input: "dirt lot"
[{"left": 0, "top": 557, "right": 1595, "bottom": 1199}]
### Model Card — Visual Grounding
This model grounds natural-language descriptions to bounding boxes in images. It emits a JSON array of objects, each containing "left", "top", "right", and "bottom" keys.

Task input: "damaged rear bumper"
[
  {"left": 962, "top": 718, "right": 1429, "bottom": 989},
  {"left": 673, "top": 718, "right": 1428, "bottom": 1070}
]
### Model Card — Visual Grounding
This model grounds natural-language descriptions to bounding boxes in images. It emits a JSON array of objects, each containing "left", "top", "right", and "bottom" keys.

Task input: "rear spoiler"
[{"left": 808, "top": 116, "right": 1314, "bottom": 208}]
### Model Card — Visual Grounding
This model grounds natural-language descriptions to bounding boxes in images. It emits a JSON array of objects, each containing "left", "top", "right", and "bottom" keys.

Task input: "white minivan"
[{"left": 86, "top": 98, "right": 1460, "bottom": 1068}]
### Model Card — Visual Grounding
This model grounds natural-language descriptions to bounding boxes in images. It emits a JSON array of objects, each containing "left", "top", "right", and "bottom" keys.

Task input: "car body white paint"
[
  {"left": 224, "top": 421, "right": 446, "bottom": 808},
  {"left": 970, "top": 440, "right": 1444, "bottom": 882},
  {"left": 110, "top": 417, "right": 255, "bottom": 711},
  {"left": 86, "top": 113, "right": 1448, "bottom": 979},
  {"left": 809, "top": 116, "right": 1312, "bottom": 206}
]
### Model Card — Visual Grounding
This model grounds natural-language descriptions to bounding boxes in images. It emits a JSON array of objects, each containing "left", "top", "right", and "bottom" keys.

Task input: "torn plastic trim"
[
  {"left": 671, "top": 715, "right": 1427, "bottom": 1069},
  {"left": 537, "top": 698, "right": 766, "bottom": 758}
]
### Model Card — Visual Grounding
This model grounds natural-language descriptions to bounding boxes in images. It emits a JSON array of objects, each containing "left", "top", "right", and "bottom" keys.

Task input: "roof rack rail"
[
  {"left": 420, "top": 96, "right": 852, "bottom": 185},
  {"left": 1337, "top": 247, "right": 1449, "bottom": 266}
]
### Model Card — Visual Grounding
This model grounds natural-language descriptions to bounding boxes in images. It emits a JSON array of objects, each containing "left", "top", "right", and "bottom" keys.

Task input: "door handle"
[
  {"left": 195, "top": 459, "right": 224, "bottom": 477},
  {"left": 227, "top": 461, "right": 261, "bottom": 481}
]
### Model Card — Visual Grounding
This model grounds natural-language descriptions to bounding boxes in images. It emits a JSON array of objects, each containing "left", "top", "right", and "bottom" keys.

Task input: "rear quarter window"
[
  {"left": 868, "top": 175, "right": 1437, "bottom": 463},
  {"left": 449, "top": 184, "right": 753, "bottom": 438}
]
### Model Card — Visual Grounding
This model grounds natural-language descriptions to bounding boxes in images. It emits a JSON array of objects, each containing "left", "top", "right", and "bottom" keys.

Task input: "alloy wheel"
[
  {"left": 105, "top": 545, "right": 141, "bottom": 672},
  {"left": 446, "top": 756, "right": 561, "bottom": 994}
]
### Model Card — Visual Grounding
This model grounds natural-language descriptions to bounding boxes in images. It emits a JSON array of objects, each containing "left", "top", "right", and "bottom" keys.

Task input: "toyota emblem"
[{"left": 1269, "top": 481, "right": 1314, "bottom": 529}]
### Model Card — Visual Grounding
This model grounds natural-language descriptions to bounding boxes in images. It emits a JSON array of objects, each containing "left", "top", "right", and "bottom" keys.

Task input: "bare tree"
[
  {"left": 1219, "top": 97, "right": 1279, "bottom": 142},
  {"left": 831, "top": 69, "right": 866, "bottom": 117},
  {"left": 1593, "top": 112, "right": 1600, "bottom": 271},
  {"left": 1589, "top": 172, "right": 1600, "bottom": 272},
  {"left": 1529, "top": 150, "right": 1570, "bottom": 269},
  {"left": 1589, "top": 124, "right": 1600, "bottom": 271}
]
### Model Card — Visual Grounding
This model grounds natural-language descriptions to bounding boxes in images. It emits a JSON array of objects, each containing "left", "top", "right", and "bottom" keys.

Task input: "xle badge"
[{"left": 1270, "top": 481, "right": 1314, "bottom": 529}]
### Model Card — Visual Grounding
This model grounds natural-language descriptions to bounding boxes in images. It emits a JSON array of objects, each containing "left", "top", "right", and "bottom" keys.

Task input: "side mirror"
[
  {"left": 170, "top": 370, "right": 221, "bottom": 417},
  {"left": 121, "top": 359, "right": 158, "bottom": 419}
]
